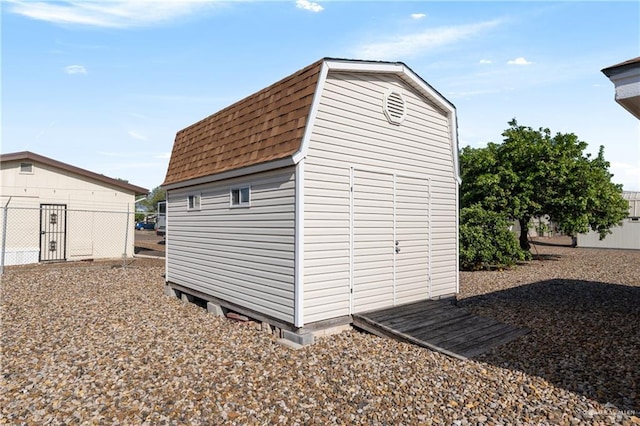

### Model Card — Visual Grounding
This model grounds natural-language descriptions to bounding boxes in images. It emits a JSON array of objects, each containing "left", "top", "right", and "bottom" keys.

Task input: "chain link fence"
[{"left": 0, "top": 204, "right": 138, "bottom": 273}]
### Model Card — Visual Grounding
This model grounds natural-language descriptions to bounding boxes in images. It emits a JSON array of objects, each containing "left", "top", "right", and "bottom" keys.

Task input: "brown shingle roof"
[
  {"left": 0, "top": 151, "right": 148, "bottom": 195},
  {"left": 163, "top": 59, "right": 324, "bottom": 186}
]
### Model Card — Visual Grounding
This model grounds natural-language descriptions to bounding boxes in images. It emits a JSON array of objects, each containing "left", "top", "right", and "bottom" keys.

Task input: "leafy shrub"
[{"left": 459, "top": 204, "right": 531, "bottom": 270}]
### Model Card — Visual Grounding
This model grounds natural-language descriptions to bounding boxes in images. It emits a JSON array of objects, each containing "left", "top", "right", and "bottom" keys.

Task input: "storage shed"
[
  {"left": 577, "top": 191, "right": 640, "bottom": 250},
  {"left": 162, "top": 58, "right": 460, "bottom": 343}
]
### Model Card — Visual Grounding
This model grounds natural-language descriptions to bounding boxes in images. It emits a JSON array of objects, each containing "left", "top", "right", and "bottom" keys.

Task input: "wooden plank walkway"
[{"left": 352, "top": 300, "right": 529, "bottom": 360}]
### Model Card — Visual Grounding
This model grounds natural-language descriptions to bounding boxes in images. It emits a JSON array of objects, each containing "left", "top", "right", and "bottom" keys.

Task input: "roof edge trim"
[
  {"left": 602, "top": 57, "right": 640, "bottom": 77},
  {"left": 292, "top": 61, "right": 330, "bottom": 164},
  {"left": 162, "top": 157, "right": 296, "bottom": 190},
  {"left": 0, "top": 151, "right": 148, "bottom": 195},
  {"left": 293, "top": 59, "right": 460, "bottom": 183},
  {"left": 325, "top": 60, "right": 405, "bottom": 74}
]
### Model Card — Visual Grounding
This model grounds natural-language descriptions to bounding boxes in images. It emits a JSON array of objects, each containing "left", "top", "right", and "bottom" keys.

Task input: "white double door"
[{"left": 351, "top": 168, "right": 430, "bottom": 313}]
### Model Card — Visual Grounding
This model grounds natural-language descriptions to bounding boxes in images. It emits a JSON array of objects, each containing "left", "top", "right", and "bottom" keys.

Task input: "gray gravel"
[
  {"left": 1, "top": 240, "right": 639, "bottom": 425},
  {"left": 457, "top": 238, "right": 640, "bottom": 416}
]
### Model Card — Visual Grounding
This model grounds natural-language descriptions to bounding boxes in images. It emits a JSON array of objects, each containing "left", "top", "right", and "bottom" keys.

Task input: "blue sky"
[{"left": 2, "top": 0, "right": 639, "bottom": 192}]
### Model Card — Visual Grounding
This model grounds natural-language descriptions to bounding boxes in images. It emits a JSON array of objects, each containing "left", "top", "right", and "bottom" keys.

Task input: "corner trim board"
[{"left": 294, "top": 159, "right": 305, "bottom": 327}]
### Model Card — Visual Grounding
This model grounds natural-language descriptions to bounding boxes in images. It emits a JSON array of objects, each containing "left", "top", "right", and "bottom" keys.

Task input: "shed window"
[
  {"left": 231, "top": 186, "right": 250, "bottom": 207},
  {"left": 20, "top": 162, "right": 34, "bottom": 174},
  {"left": 187, "top": 194, "right": 201, "bottom": 210}
]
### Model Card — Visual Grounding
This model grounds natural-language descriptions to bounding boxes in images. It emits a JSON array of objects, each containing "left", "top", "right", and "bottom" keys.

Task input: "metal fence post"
[
  {"left": 1, "top": 197, "right": 12, "bottom": 275},
  {"left": 122, "top": 204, "right": 130, "bottom": 268}
]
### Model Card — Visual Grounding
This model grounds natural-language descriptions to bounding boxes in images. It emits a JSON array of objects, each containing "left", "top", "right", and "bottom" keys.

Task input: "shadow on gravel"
[
  {"left": 458, "top": 279, "right": 640, "bottom": 411},
  {"left": 134, "top": 246, "right": 165, "bottom": 258},
  {"left": 530, "top": 238, "right": 573, "bottom": 248},
  {"left": 530, "top": 253, "right": 563, "bottom": 261}
]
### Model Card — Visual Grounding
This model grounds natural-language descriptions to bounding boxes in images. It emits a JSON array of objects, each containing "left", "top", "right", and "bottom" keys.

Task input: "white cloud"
[
  {"left": 128, "top": 130, "right": 147, "bottom": 141},
  {"left": 411, "top": 13, "right": 426, "bottom": 20},
  {"left": 64, "top": 64, "right": 86, "bottom": 74},
  {"left": 5, "top": 0, "right": 216, "bottom": 28},
  {"left": 154, "top": 152, "right": 171, "bottom": 159},
  {"left": 354, "top": 20, "right": 501, "bottom": 61},
  {"left": 296, "top": 0, "right": 323, "bottom": 13},
  {"left": 507, "top": 57, "right": 533, "bottom": 65},
  {"left": 479, "top": 59, "right": 492, "bottom": 64}
]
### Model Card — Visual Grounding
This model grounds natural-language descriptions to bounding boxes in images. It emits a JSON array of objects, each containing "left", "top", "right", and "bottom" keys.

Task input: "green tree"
[
  {"left": 460, "top": 119, "right": 628, "bottom": 251},
  {"left": 459, "top": 204, "right": 529, "bottom": 270},
  {"left": 137, "top": 186, "right": 166, "bottom": 213}
]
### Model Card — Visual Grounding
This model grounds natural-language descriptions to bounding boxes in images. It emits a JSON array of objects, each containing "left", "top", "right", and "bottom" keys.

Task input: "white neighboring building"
[
  {"left": 577, "top": 191, "right": 640, "bottom": 250},
  {"left": 162, "top": 58, "right": 460, "bottom": 340},
  {"left": 602, "top": 57, "right": 640, "bottom": 119},
  {"left": 0, "top": 151, "right": 147, "bottom": 265}
]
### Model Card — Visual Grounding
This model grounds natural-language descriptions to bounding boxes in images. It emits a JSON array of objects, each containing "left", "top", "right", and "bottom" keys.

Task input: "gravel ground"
[
  {"left": 457, "top": 238, "right": 640, "bottom": 416},
  {"left": 1, "top": 241, "right": 639, "bottom": 425}
]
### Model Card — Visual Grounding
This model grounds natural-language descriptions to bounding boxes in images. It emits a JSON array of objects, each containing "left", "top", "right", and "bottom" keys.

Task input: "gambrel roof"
[
  {"left": 163, "top": 58, "right": 459, "bottom": 189},
  {"left": 163, "top": 60, "right": 323, "bottom": 186}
]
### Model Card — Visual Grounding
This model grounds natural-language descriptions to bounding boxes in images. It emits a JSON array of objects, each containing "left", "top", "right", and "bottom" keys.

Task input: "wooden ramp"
[{"left": 352, "top": 300, "right": 529, "bottom": 360}]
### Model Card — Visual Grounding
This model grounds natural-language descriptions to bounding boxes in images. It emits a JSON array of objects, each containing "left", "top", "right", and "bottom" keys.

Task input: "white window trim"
[
  {"left": 19, "top": 162, "right": 34, "bottom": 174},
  {"left": 187, "top": 193, "right": 201, "bottom": 211},
  {"left": 230, "top": 185, "right": 251, "bottom": 208}
]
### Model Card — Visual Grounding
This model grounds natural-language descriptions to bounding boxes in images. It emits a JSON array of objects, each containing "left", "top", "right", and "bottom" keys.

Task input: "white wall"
[
  {"left": 166, "top": 167, "right": 297, "bottom": 323},
  {"left": 302, "top": 71, "right": 458, "bottom": 323},
  {"left": 0, "top": 160, "right": 137, "bottom": 265},
  {"left": 577, "top": 192, "right": 640, "bottom": 250},
  {"left": 577, "top": 220, "right": 640, "bottom": 250}
]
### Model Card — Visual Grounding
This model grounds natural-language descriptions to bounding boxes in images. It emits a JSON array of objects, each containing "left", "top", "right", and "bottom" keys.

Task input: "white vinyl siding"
[
  {"left": 166, "top": 167, "right": 296, "bottom": 323},
  {"left": 303, "top": 71, "right": 458, "bottom": 323},
  {"left": 351, "top": 170, "right": 431, "bottom": 313},
  {"left": 395, "top": 175, "right": 430, "bottom": 305},
  {"left": 352, "top": 169, "right": 395, "bottom": 313}
]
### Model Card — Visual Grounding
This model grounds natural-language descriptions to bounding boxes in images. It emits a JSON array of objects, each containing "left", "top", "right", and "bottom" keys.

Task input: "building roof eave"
[{"left": 0, "top": 151, "right": 148, "bottom": 195}]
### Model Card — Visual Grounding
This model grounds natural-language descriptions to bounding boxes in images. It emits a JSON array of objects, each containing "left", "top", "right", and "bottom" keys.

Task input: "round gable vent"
[{"left": 383, "top": 90, "right": 407, "bottom": 125}]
